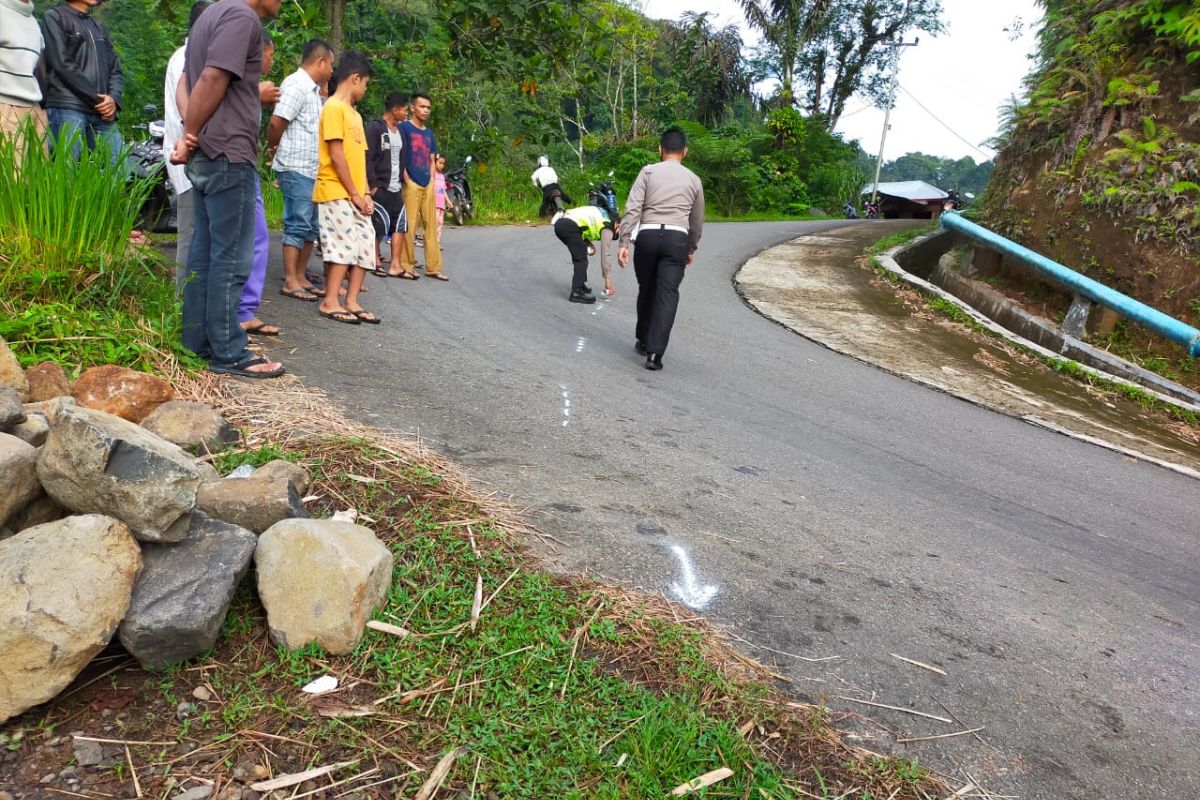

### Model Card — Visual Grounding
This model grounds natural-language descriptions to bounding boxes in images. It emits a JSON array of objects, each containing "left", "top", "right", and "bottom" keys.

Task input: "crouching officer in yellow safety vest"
[{"left": 553, "top": 205, "right": 618, "bottom": 304}]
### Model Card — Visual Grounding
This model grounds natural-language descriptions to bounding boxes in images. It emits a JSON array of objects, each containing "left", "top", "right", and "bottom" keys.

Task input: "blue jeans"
[
  {"left": 46, "top": 106, "right": 123, "bottom": 165},
  {"left": 183, "top": 152, "right": 257, "bottom": 369},
  {"left": 276, "top": 170, "right": 319, "bottom": 249}
]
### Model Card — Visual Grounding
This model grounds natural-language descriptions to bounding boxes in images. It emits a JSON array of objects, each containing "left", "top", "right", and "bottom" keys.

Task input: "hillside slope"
[{"left": 982, "top": 0, "right": 1200, "bottom": 383}]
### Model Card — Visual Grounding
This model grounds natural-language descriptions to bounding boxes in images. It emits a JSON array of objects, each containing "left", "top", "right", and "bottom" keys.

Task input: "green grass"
[
  {"left": 101, "top": 437, "right": 944, "bottom": 800},
  {"left": 261, "top": 173, "right": 284, "bottom": 231},
  {"left": 0, "top": 122, "right": 199, "bottom": 373},
  {"left": 866, "top": 224, "right": 937, "bottom": 256}
]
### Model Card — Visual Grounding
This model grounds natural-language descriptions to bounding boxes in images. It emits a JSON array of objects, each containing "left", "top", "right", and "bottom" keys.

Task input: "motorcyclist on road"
[{"left": 533, "top": 155, "right": 573, "bottom": 218}]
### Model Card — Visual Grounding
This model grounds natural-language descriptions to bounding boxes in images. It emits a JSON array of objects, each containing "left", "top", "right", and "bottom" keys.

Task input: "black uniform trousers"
[
  {"left": 633, "top": 227, "right": 689, "bottom": 356},
  {"left": 554, "top": 216, "right": 590, "bottom": 292}
]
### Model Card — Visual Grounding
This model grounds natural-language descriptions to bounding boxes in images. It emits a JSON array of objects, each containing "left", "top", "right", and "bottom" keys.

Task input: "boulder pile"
[{"left": 0, "top": 340, "right": 394, "bottom": 724}]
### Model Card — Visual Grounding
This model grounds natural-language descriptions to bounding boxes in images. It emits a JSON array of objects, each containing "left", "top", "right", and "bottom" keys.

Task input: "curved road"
[{"left": 260, "top": 222, "right": 1198, "bottom": 800}]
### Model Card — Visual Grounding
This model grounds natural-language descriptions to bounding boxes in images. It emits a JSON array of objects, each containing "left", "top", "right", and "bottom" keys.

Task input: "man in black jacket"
[
  {"left": 41, "top": 0, "right": 125, "bottom": 162},
  {"left": 364, "top": 91, "right": 413, "bottom": 279}
]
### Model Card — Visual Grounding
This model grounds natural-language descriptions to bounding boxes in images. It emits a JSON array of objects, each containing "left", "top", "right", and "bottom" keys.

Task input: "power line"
[{"left": 896, "top": 84, "right": 995, "bottom": 160}]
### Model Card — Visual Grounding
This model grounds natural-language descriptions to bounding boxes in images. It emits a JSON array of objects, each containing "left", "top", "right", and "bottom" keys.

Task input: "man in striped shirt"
[
  {"left": 0, "top": 0, "right": 46, "bottom": 143},
  {"left": 267, "top": 38, "right": 334, "bottom": 300}
]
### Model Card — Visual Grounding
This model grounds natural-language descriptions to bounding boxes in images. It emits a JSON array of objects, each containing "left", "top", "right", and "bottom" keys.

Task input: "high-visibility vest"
[{"left": 563, "top": 205, "right": 609, "bottom": 241}]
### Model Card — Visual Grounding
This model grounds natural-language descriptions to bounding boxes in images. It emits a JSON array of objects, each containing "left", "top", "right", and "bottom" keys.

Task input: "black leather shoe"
[
  {"left": 581, "top": 284, "right": 593, "bottom": 294},
  {"left": 644, "top": 354, "right": 663, "bottom": 370},
  {"left": 635, "top": 340, "right": 648, "bottom": 355},
  {"left": 569, "top": 290, "right": 596, "bottom": 304}
]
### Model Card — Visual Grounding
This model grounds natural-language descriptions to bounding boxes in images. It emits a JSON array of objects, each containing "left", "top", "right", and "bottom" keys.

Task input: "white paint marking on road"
[
  {"left": 560, "top": 384, "right": 572, "bottom": 427},
  {"left": 590, "top": 297, "right": 612, "bottom": 316},
  {"left": 575, "top": 335, "right": 587, "bottom": 353},
  {"left": 668, "top": 544, "right": 719, "bottom": 610}
]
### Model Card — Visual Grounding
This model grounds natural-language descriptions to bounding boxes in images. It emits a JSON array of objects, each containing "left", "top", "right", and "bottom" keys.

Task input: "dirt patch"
[{"left": 735, "top": 222, "right": 1200, "bottom": 476}]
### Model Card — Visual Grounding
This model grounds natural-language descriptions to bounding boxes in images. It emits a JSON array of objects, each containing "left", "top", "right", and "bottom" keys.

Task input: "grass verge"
[
  {"left": 2, "top": 372, "right": 947, "bottom": 800},
  {"left": 0, "top": 124, "right": 199, "bottom": 374}
]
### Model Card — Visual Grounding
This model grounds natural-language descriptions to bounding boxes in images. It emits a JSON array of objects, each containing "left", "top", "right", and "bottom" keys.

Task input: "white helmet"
[{"left": 537, "top": 155, "right": 549, "bottom": 167}]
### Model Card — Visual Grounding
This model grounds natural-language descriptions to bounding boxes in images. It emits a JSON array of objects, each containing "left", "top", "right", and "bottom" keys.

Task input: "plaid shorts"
[{"left": 318, "top": 198, "right": 375, "bottom": 269}]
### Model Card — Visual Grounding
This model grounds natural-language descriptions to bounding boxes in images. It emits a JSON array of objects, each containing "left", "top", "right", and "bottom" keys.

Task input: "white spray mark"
[
  {"left": 560, "top": 384, "right": 571, "bottom": 427},
  {"left": 590, "top": 297, "right": 613, "bottom": 316},
  {"left": 668, "top": 544, "right": 719, "bottom": 610},
  {"left": 575, "top": 335, "right": 587, "bottom": 353}
]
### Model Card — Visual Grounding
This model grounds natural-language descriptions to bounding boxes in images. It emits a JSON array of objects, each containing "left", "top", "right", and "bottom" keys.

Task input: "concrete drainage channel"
[
  {"left": 734, "top": 223, "right": 1200, "bottom": 478},
  {"left": 887, "top": 228, "right": 1200, "bottom": 409}
]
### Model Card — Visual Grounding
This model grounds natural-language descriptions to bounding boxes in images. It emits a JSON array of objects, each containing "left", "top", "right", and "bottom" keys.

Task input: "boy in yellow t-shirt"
[{"left": 313, "top": 52, "right": 378, "bottom": 324}]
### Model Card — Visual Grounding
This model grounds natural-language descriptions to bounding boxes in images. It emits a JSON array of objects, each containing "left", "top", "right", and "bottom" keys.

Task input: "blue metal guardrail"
[{"left": 940, "top": 211, "right": 1200, "bottom": 358}]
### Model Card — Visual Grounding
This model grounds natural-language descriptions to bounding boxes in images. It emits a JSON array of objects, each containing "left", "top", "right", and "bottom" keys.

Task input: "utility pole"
[{"left": 871, "top": 38, "right": 919, "bottom": 206}]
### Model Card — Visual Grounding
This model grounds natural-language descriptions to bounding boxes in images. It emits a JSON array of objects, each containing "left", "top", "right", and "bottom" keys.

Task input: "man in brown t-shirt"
[{"left": 170, "top": 0, "right": 284, "bottom": 378}]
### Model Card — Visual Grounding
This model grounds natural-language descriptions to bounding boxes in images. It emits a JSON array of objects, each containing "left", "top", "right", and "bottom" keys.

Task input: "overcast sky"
[{"left": 637, "top": 0, "right": 1043, "bottom": 164}]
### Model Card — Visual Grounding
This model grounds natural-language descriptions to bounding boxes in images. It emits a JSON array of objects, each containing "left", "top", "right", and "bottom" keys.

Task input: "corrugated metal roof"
[{"left": 861, "top": 180, "right": 948, "bottom": 202}]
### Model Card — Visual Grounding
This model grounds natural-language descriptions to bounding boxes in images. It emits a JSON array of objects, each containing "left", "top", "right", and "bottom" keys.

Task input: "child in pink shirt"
[{"left": 433, "top": 154, "right": 447, "bottom": 240}]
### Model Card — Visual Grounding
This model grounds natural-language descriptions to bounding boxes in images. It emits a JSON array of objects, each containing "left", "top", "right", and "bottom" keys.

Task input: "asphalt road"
[{"left": 257, "top": 221, "right": 1198, "bottom": 800}]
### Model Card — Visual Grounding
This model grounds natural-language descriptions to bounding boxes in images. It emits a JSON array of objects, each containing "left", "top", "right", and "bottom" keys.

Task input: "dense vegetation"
[
  {"left": 982, "top": 0, "right": 1199, "bottom": 383},
  {"left": 0, "top": 122, "right": 194, "bottom": 372},
  {"left": 92, "top": 0, "right": 944, "bottom": 219}
]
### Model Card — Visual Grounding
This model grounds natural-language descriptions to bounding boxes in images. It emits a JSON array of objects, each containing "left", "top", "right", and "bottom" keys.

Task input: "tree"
[
  {"left": 660, "top": 12, "right": 752, "bottom": 127},
  {"left": 797, "top": 0, "right": 944, "bottom": 129},
  {"left": 738, "top": 0, "right": 835, "bottom": 107}
]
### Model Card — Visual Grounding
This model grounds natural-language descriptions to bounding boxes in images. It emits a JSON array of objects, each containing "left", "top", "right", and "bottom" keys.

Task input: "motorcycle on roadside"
[
  {"left": 587, "top": 170, "right": 618, "bottom": 221},
  {"left": 128, "top": 104, "right": 175, "bottom": 232},
  {"left": 843, "top": 201, "right": 859, "bottom": 219},
  {"left": 445, "top": 155, "right": 475, "bottom": 226}
]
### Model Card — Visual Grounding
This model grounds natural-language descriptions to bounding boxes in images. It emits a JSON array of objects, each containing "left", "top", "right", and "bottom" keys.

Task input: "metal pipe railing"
[{"left": 940, "top": 211, "right": 1200, "bottom": 357}]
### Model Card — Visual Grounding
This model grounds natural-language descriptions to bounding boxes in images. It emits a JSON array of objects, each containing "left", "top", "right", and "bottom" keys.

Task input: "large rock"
[
  {"left": 7, "top": 492, "right": 67, "bottom": 533},
  {"left": 37, "top": 405, "right": 202, "bottom": 542},
  {"left": 0, "top": 433, "right": 40, "bottom": 527},
  {"left": 0, "top": 337, "right": 29, "bottom": 402},
  {"left": 141, "top": 401, "right": 240, "bottom": 455},
  {"left": 0, "top": 515, "right": 141, "bottom": 723},
  {"left": 24, "top": 362, "right": 71, "bottom": 403},
  {"left": 8, "top": 412, "right": 49, "bottom": 447},
  {"left": 24, "top": 395, "right": 74, "bottom": 423},
  {"left": 72, "top": 365, "right": 173, "bottom": 423},
  {"left": 196, "top": 475, "right": 307, "bottom": 534},
  {"left": 118, "top": 513, "right": 256, "bottom": 671},
  {"left": 255, "top": 519, "right": 393, "bottom": 654},
  {"left": 254, "top": 459, "right": 310, "bottom": 495},
  {"left": 0, "top": 386, "right": 24, "bottom": 431}
]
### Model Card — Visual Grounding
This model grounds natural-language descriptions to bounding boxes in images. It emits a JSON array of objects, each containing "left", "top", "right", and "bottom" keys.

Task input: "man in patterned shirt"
[{"left": 267, "top": 38, "right": 333, "bottom": 301}]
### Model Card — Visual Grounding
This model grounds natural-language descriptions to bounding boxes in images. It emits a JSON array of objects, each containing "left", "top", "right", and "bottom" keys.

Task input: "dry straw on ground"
[{"left": 170, "top": 369, "right": 958, "bottom": 798}]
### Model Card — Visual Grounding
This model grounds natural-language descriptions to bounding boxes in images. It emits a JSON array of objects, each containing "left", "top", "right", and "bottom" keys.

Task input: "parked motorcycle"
[
  {"left": 587, "top": 171, "right": 618, "bottom": 220},
  {"left": 843, "top": 201, "right": 859, "bottom": 219},
  {"left": 445, "top": 155, "right": 474, "bottom": 226},
  {"left": 128, "top": 104, "right": 174, "bottom": 232}
]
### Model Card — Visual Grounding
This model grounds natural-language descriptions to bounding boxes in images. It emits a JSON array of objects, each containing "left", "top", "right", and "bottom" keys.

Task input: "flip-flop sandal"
[
  {"left": 350, "top": 310, "right": 381, "bottom": 324},
  {"left": 243, "top": 321, "right": 282, "bottom": 336},
  {"left": 280, "top": 287, "right": 319, "bottom": 301},
  {"left": 209, "top": 356, "right": 285, "bottom": 379},
  {"left": 372, "top": 268, "right": 389, "bottom": 278},
  {"left": 398, "top": 271, "right": 419, "bottom": 280},
  {"left": 319, "top": 309, "right": 361, "bottom": 324},
  {"left": 427, "top": 273, "right": 450, "bottom": 281}
]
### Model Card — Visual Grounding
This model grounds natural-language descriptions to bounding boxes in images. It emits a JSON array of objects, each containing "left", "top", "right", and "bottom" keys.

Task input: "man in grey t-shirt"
[
  {"left": 618, "top": 126, "right": 705, "bottom": 371},
  {"left": 170, "top": 0, "right": 283, "bottom": 378}
]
